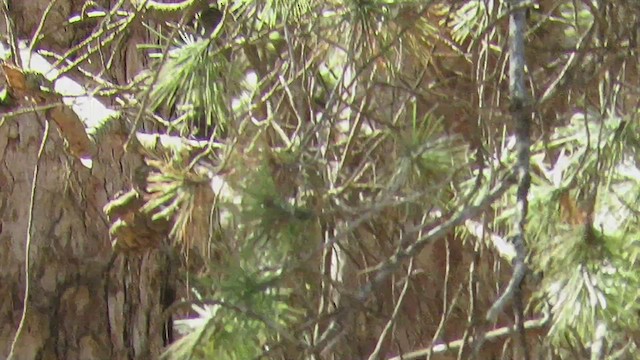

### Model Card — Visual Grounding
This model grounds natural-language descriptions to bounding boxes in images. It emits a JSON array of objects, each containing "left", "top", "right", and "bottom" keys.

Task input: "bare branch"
[
  {"left": 387, "top": 316, "right": 549, "bottom": 360},
  {"left": 483, "top": 0, "right": 532, "bottom": 358}
]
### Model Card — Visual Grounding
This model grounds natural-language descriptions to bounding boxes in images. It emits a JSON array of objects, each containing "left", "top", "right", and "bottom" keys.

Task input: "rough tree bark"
[{"left": 0, "top": 0, "right": 171, "bottom": 359}]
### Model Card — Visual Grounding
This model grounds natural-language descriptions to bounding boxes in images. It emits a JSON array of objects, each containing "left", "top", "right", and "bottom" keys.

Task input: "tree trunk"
[{"left": 0, "top": 1, "right": 170, "bottom": 359}]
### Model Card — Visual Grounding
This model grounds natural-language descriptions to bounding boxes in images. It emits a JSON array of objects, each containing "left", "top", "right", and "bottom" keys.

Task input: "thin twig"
[
  {"left": 27, "top": 0, "right": 59, "bottom": 65},
  {"left": 50, "top": 0, "right": 129, "bottom": 71},
  {"left": 387, "top": 316, "right": 549, "bottom": 360},
  {"left": 367, "top": 258, "right": 414, "bottom": 360},
  {"left": 427, "top": 236, "right": 456, "bottom": 360},
  {"left": 0, "top": 102, "right": 62, "bottom": 118},
  {"left": 57, "top": 17, "right": 132, "bottom": 77},
  {"left": 538, "top": 21, "right": 595, "bottom": 106},
  {"left": 7, "top": 117, "right": 50, "bottom": 360},
  {"left": 1, "top": 0, "right": 21, "bottom": 68}
]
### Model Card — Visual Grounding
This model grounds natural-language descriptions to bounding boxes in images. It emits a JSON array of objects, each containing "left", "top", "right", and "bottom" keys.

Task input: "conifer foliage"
[{"left": 3, "top": 0, "right": 640, "bottom": 358}]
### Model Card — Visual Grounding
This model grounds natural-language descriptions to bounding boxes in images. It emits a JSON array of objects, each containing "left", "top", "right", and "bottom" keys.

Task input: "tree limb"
[{"left": 483, "top": 0, "right": 532, "bottom": 358}]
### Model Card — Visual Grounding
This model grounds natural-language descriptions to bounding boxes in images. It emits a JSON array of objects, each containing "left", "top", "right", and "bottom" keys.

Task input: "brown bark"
[{"left": 0, "top": 1, "right": 171, "bottom": 359}]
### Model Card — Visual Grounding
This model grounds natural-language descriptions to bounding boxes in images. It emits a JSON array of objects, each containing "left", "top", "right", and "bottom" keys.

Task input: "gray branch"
[{"left": 483, "top": 0, "right": 532, "bottom": 358}]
